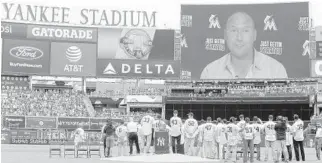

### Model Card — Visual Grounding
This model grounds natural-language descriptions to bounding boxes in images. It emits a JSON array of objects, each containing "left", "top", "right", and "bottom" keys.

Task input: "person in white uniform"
[{"left": 183, "top": 112, "right": 198, "bottom": 156}]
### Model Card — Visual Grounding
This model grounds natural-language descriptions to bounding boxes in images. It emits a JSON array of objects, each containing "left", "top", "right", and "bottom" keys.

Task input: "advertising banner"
[
  {"left": 311, "top": 60, "right": 322, "bottom": 77},
  {"left": 26, "top": 117, "right": 56, "bottom": 129},
  {"left": 27, "top": 25, "right": 97, "bottom": 42},
  {"left": 1, "top": 75, "right": 29, "bottom": 90},
  {"left": 316, "top": 41, "right": 322, "bottom": 59},
  {"left": 2, "top": 39, "right": 50, "bottom": 75},
  {"left": 1, "top": 130, "right": 12, "bottom": 144},
  {"left": 89, "top": 118, "right": 106, "bottom": 130},
  {"left": 181, "top": 2, "right": 310, "bottom": 79},
  {"left": 316, "top": 26, "right": 322, "bottom": 42},
  {"left": 50, "top": 42, "right": 97, "bottom": 77},
  {"left": 1, "top": 22, "right": 27, "bottom": 38},
  {"left": 11, "top": 138, "right": 49, "bottom": 145},
  {"left": 97, "top": 59, "right": 180, "bottom": 78},
  {"left": 4, "top": 116, "right": 25, "bottom": 128},
  {"left": 10, "top": 129, "right": 37, "bottom": 139},
  {"left": 97, "top": 28, "right": 180, "bottom": 79},
  {"left": 57, "top": 117, "right": 90, "bottom": 129}
]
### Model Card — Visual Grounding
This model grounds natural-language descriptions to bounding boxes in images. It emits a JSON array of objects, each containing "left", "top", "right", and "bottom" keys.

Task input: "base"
[{"left": 102, "top": 154, "right": 220, "bottom": 163}]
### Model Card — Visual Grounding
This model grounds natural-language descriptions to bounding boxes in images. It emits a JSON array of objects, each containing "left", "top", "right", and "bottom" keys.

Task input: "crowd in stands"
[
  {"left": 95, "top": 108, "right": 125, "bottom": 118},
  {"left": 94, "top": 108, "right": 160, "bottom": 122},
  {"left": 88, "top": 87, "right": 165, "bottom": 98},
  {"left": 1, "top": 89, "right": 88, "bottom": 117},
  {"left": 169, "top": 83, "right": 316, "bottom": 97},
  {"left": 1, "top": 82, "right": 318, "bottom": 120},
  {"left": 88, "top": 90, "right": 124, "bottom": 98}
]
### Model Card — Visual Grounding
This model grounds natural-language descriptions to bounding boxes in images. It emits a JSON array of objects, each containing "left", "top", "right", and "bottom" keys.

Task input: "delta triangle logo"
[{"left": 103, "top": 63, "right": 117, "bottom": 75}]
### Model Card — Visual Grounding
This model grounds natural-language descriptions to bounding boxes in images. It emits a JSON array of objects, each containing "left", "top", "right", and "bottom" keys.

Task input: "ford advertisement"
[{"left": 2, "top": 39, "right": 50, "bottom": 75}]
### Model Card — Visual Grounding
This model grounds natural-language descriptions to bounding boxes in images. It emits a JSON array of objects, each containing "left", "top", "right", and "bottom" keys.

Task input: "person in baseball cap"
[
  {"left": 183, "top": 112, "right": 198, "bottom": 156},
  {"left": 315, "top": 123, "right": 322, "bottom": 160},
  {"left": 292, "top": 114, "right": 305, "bottom": 161},
  {"left": 169, "top": 109, "right": 183, "bottom": 154}
]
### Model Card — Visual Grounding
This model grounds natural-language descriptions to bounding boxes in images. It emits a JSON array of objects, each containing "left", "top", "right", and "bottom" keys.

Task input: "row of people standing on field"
[
  {"left": 100, "top": 110, "right": 171, "bottom": 157},
  {"left": 167, "top": 111, "right": 322, "bottom": 163}
]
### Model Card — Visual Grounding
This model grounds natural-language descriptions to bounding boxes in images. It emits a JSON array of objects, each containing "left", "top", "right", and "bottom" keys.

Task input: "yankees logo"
[
  {"left": 264, "top": 15, "right": 277, "bottom": 31},
  {"left": 157, "top": 137, "right": 165, "bottom": 146},
  {"left": 209, "top": 14, "right": 221, "bottom": 29}
]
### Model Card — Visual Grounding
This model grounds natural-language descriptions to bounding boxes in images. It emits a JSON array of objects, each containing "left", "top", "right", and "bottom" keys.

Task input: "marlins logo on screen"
[
  {"left": 264, "top": 15, "right": 277, "bottom": 31},
  {"left": 302, "top": 40, "right": 310, "bottom": 56},
  {"left": 209, "top": 14, "right": 221, "bottom": 29},
  {"left": 120, "top": 29, "right": 153, "bottom": 60}
]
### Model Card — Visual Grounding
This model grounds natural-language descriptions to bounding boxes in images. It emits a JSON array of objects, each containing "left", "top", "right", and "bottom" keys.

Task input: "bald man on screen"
[{"left": 200, "top": 12, "right": 287, "bottom": 79}]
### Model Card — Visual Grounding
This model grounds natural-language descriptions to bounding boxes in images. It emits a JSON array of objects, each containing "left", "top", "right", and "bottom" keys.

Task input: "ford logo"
[{"left": 9, "top": 46, "right": 43, "bottom": 60}]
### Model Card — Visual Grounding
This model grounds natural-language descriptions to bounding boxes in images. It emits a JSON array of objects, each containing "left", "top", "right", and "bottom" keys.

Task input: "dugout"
[{"left": 164, "top": 80, "right": 317, "bottom": 121}]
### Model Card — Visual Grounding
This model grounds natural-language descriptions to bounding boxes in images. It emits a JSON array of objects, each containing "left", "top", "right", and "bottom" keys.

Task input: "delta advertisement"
[
  {"left": 96, "top": 28, "right": 181, "bottom": 78},
  {"left": 181, "top": 2, "right": 310, "bottom": 80}
]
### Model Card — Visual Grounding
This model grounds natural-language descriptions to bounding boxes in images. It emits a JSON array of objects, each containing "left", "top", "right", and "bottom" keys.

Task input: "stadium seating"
[
  {"left": 1, "top": 89, "right": 89, "bottom": 117},
  {"left": 1, "top": 82, "right": 317, "bottom": 120},
  {"left": 168, "top": 83, "right": 316, "bottom": 97}
]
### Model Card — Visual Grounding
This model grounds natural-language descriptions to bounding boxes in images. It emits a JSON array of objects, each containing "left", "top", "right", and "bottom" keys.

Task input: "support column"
[
  {"left": 126, "top": 104, "right": 131, "bottom": 115},
  {"left": 82, "top": 77, "right": 86, "bottom": 93},
  {"left": 162, "top": 104, "right": 165, "bottom": 119},
  {"left": 29, "top": 76, "right": 33, "bottom": 90}
]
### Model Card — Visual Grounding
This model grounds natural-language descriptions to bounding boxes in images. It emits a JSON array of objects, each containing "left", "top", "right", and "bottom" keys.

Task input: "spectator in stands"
[{"left": 1, "top": 89, "right": 88, "bottom": 117}]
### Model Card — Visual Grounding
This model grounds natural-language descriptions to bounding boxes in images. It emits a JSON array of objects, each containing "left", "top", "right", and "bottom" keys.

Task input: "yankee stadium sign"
[{"left": 2, "top": 3, "right": 157, "bottom": 28}]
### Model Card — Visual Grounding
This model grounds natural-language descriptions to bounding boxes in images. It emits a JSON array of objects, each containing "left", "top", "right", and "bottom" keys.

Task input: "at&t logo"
[
  {"left": 264, "top": 15, "right": 277, "bottom": 31},
  {"left": 209, "top": 14, "right": 221, "bottom": 29},
  {"left": 66, "top": 46, "right": 82, "bottom": 62},
  {"left": 64, "top": 46, "right": 84, "bottom": 72}
]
